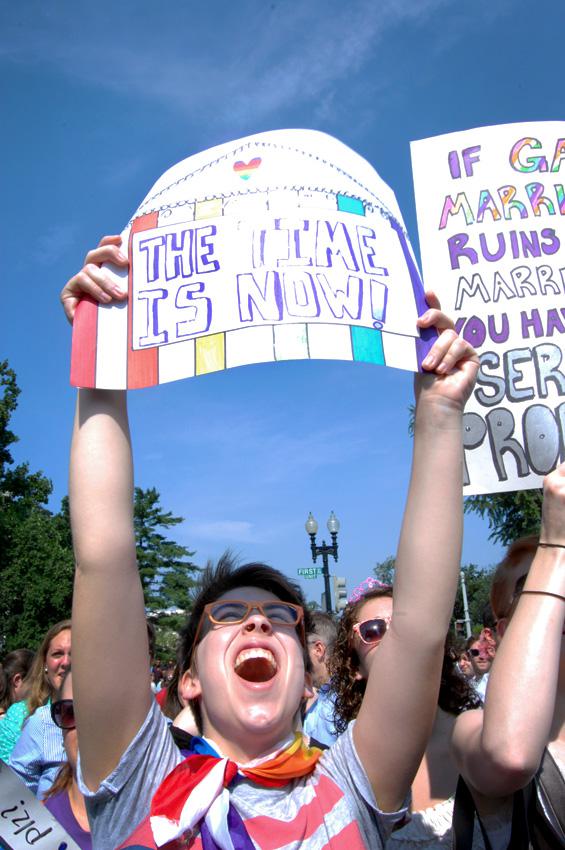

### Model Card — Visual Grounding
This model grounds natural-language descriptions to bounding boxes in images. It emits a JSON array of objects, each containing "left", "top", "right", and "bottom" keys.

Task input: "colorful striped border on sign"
[{"left": 71, "top": 130, "right": 435, "bottom": 390}]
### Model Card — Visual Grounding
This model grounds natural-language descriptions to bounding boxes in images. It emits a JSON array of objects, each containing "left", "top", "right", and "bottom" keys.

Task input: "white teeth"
[{"left": 235, "top": 648, "right": 277, "bottom": 670}]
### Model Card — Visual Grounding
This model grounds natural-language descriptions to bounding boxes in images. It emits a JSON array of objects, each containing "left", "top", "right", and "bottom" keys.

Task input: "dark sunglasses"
[
  {"left": 188, "top": 600, "right": 305, "bottom": 669},
  {"left": 352, "top": 616, "right": 391, "bottom": 645},
  {"left": 467, "top": 648, "right": 488, "bottom": 658},
  {"left": 51, "top": 699, "right": 75, "bottom": 730}
]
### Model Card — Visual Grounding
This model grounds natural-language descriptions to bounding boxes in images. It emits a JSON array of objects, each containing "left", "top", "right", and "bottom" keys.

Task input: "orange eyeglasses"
[{"left": 187, "top": 600, "right": 305, "bottom": 669}]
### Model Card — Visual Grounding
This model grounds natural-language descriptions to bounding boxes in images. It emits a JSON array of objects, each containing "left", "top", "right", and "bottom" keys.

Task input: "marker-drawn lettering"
[
  {"left": 316, "top": 273, "right": 363, "bottom": 320},
  {"left": 175, "top": 283, "right": 212, "bottom": 339},
  {"left": 237, "top": 272, "right": 283, "bottom": 323},
  {"left": 315, "top": 220, "right": 359, "bottom": 271},
  {"left": 282, "top": 272, "right": 320, "bottom": 318},
  {"left": 137, "top": 289, "right": 168, "bottom": 347},
  {"left": 523, "top": 404, "right": 561, "bottom": 474}
]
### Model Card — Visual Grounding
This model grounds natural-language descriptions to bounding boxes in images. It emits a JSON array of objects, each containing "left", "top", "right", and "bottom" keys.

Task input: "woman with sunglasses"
[
  {"left": 44, "top": 671, "right": 92, "bottom": 849},
  {"left": 330, "top": 582, "right": 395, "bottom": 732},
  {"left": 329, "top": 582, "right": 490, "bottom": 849}
]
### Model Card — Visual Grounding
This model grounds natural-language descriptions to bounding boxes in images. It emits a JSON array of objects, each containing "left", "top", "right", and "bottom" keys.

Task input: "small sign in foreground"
[
  {"left": 297, "top": 567, "right": 323, "bottom": 578},
  {"left": 0, "top": 759, "right": 80, "bottom": 849}
]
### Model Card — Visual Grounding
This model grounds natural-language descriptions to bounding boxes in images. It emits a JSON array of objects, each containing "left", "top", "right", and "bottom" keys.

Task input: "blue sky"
[{"left": 2, "top": 0, "right": 561, "bottom": 606}]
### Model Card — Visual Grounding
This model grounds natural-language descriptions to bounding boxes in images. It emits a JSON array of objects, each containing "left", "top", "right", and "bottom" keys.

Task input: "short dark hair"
[
  {"left": 179, "top": 552, "right": 313, "bottom": 733},
  {"left": 309, "top": 611, "right": 337, "bottom": 653},
  {"left": 146, "top": 620, "right": 156, "bottom": 661},
  {"left": 438, "top": 634, "right": 482, "bottom": 715}
]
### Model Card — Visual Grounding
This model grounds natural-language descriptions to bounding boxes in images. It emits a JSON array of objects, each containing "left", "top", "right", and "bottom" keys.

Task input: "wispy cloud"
[
  {"left": 189, "top": 519, "right": 259, "bottom": 543},
  {"left": 163, "top": 405, "right": 373, "bottom": 486},
  {"left": 0, "top": 0, "right": 500, "bottom": 136},
  {"left": 33, "top": 223, "right": 81, "bottom": 265},
  {"left": 100, "top": 154, "right": 147, "bottom": 187}
]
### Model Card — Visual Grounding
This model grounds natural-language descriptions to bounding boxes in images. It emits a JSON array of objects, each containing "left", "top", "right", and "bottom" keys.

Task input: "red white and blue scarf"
[{"left": 121, "top": 733, "right": 322, "bottom": 850}]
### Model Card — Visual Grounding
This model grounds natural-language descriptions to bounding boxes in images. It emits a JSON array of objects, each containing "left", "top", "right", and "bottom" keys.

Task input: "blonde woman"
[{"left": 2, "top": 620, "right": 71, "bottom": 797}]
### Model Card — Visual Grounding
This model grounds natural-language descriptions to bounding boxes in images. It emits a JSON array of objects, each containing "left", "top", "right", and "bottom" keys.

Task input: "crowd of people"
[{"left": 0, "top": 238, "right": 563, "bottom": 849}]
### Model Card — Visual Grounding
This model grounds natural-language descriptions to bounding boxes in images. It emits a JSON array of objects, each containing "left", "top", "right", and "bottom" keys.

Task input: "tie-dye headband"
[{"left": 348, "top": 576, "right": 393, "bottom": 604}]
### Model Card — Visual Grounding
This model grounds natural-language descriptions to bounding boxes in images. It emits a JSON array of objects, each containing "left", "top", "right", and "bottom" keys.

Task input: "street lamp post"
[
  {"left": 305, "top": 511, "right": 340, "bottom": 614},
  {"left": 460, "top": 570, "right": 472, "bottom": 638}
]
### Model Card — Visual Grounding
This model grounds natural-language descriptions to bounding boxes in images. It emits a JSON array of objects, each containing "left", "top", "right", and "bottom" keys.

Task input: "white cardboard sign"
[
  {"left": 71, "top": 130, "right": 435, "bottom": 389},
  {"left": 412, "top": 122, "right": 565, "bottom": 495}
]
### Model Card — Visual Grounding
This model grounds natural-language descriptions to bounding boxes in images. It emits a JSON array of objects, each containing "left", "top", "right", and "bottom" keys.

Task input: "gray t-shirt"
[{"left": 78, "top": 700, "right": 407, "bottom": 849}]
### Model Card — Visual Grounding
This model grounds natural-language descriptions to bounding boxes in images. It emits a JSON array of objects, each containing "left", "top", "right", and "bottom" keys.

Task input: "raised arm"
[
  {"left": 451, "top": 465, "right": 565, "bottom": 796},
  {"left": 65, "top": 239, "right": 152, "bottom": 790},
  {"left": 353, "top": 292, "right": 479, "bottom": 811}
]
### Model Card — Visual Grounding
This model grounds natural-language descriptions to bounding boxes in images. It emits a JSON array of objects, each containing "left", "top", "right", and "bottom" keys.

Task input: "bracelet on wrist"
[{"left": 520, "top": 590, "right": 565, "bottom": 602}]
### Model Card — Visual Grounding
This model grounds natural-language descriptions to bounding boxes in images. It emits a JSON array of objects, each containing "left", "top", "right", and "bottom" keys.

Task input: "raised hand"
[
  {"left": 540, "top": 462, "right": 565, "bottom": 547},
  {"left": 415, "top": 291, "right": 479, "bottom": 411},
  {"left": 60, "top": 235, "right": 129, "bottom": 323}
]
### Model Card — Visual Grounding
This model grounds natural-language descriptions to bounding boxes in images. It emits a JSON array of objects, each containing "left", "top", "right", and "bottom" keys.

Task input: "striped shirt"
[
  {"left": 9, "top": 702, "right": 65, "bottom": 798},
  {"left": 79, "top": 700, "right": 407, "bottom": 850}
]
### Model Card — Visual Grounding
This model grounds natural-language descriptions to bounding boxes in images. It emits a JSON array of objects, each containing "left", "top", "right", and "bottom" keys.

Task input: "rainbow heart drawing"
[{"left": 233, "top": 157, "right": 262, "bottom": 180}]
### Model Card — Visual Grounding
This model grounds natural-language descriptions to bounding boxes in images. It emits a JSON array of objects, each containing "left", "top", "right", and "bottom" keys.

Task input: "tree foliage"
[
  {"left": 0, "top": 361, "right": 199, "bottom": 654},
  {"left": 1, "top": 503, "right": 75, "bottom": 650},
  {"left": 464, "top": 489, "right": 542, "bottom": 546},
  {"left": 373, "top": 552, "right": 492, "bottom": 633},
  {"left": 0, "top": 361, "right": 73, "bottom": 651},
  {"left": 150, "top": 612, "right": 187, "bottom": 661},
  {"left": 373, "top": 555, "right": 395, "bottom": 586},
  {"left": 453, "top": 563, "right": 495, "bottom": 632},
  {"left": 134, "top": 486, "right": 198, "bottom": 611}
]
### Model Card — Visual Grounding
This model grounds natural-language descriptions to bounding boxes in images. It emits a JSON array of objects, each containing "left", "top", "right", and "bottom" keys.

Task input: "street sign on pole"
[{"left": 297, "top": 567, "right": 323, "bottom": 579}]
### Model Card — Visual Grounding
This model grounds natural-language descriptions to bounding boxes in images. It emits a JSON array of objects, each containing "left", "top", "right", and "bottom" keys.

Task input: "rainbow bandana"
[{"left": 149, "top": 734, "right": 322, "bottom": 848}]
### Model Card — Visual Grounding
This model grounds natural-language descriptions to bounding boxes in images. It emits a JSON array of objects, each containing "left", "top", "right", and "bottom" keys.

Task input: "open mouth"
[{"left": 234, "top": 648, "right": 277, "bottom": 683}]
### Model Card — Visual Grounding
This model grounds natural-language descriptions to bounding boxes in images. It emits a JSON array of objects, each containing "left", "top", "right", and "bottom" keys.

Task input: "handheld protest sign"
[
  {"left": 411, "top": 121, "right": 565, "bottom": 495},
  {"left": 71, "top": 130, "right": 434, "bottom": 389},
  {"left": 0, "top": 760, "right": 80, "bottom": 849}
]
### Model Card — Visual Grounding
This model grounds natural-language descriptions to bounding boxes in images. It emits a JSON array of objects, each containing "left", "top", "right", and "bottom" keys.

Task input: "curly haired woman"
[{"left": 328, "top": 581, "right": 504, "bottom": 849}]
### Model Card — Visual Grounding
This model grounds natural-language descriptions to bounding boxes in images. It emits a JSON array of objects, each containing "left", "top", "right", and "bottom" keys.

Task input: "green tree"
[
  {"left": 373, "top": 555, "right": 395, "bottom": 585},
  {"left": 0, "top": 362, "right": 74, "bottom": 651},
  {"left": 134, "top": 486, "right": 198, "bottom": 611},
  {"left": 464, "top": 490, "right": 542, "bottom": 546},
  {"left": 0, "top": 362, "right": 52, "bottom": 550},
  {"left": 452, "top": 562, "right": 495, "bottom": 633},
  {"left": 150, "top": 612, "right": 186, "bottom": 661},
  {"left": 0, "top": 363, "right": 199, "bottom": 652},
  {"left": 1, "top": 502, "right": 75, "bottom": 650}
]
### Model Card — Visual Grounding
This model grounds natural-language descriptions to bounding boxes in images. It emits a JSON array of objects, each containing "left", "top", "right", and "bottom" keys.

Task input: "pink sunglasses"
[{"left": 352, "top": 616, "right": 391, "bottom": 645}]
